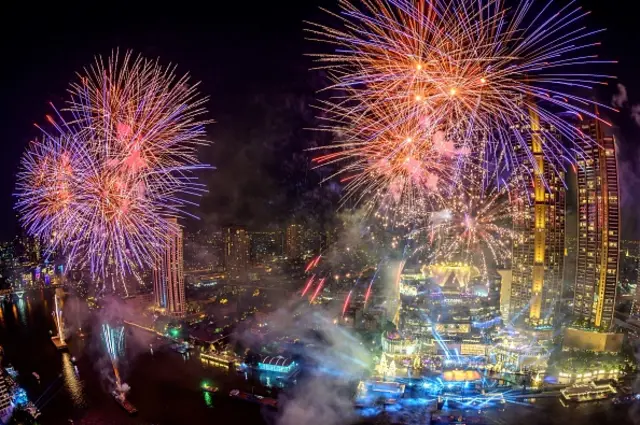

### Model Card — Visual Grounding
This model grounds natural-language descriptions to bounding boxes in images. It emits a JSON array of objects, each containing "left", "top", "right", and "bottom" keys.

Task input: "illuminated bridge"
[{"left": 0, "top": 288, "right": 26, "bottom": 300}]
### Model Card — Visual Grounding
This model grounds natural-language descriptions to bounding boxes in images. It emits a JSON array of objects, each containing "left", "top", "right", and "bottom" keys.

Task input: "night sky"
[{"left": 1, "top": 1, "right": 639, "bottom": 241}]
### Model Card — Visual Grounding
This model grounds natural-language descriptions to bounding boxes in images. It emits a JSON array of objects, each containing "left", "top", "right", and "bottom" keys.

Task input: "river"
[{"left": 0, "top": 290, "right": 636, "bottom": 425}]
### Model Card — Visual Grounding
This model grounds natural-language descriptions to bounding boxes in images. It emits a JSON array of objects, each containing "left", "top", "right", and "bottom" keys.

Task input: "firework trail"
[
  {"left": 102, "top": 323, "right": 125, "bottom": 390},
  {"left": 364, "top": 261, "right": 384, "bottom": 305},
  {"left": 304, "top": 255, "right": 322, "bottom": 273},
  {"left": 301, "top": 275, "right": 317, "bottom": 297},
  {"left": 15, "top": 51, "right": 211, "bottom": 285},
  {"left": 342, "top": 290, "right": 353, "bottom": 317},
  {"left": 310, "top": 278, "right": 327, "bottom": 303},
  {"left": 308, "top": 0, "right": 615, "bottom": 210}
]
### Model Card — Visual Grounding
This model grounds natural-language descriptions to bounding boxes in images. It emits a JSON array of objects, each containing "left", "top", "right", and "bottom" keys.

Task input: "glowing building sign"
[{"left": 257, "top": 356, "right": 296, "bottom": 374}]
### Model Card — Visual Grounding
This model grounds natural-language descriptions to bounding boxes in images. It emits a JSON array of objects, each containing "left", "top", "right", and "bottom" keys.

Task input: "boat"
[
  {"left": 202, "top": 382, "right": 219, "bottom": 393},
  {"left": 111, "top": 391, "right": 138, "bottom": 415},
  {"left": 560, "top": 381, "right": 617, "bottom": 403},
  {"left": 229, "top": 389, "right": 278, "bottom": 408}
]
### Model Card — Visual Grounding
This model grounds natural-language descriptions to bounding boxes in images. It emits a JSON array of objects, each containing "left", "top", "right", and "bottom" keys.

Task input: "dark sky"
[{"left": 0, "top": 1, "right": 639, "bottom": 241}]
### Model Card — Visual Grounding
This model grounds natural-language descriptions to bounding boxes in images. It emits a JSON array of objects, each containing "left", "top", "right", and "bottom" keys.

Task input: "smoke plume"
[{"left": 239, "top": 303, "right": 370, "bottom": 425}]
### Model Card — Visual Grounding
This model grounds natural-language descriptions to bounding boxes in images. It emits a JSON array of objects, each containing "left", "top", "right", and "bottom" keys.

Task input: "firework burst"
[
  {"left": 432, "top": 179, "right": 517, "bottom": 277},
  {"left": 15, "top": 51, "right": 211, "bottom": 283},
  {"left": 308, "top": 0, "right": 615, "bottom": 210}
]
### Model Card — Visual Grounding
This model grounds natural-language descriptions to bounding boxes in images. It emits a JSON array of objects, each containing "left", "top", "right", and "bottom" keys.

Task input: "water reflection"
[
  {"left": 26, "top": 297, "right": 32, "bottom": 321},
  {"left": 61, "top": 352, "right": 86, "bottom": 408},
  {"left": 203, "top": 391, "right": 214, "bottom": 408},
  {"left": 16, "top": 298, "right": 27, "bottom": 326}
]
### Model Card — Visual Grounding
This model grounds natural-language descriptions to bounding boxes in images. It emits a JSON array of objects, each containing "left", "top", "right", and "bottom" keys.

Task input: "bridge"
[{"left": 0, "top": 288, "right": 26, "bottom": 299}]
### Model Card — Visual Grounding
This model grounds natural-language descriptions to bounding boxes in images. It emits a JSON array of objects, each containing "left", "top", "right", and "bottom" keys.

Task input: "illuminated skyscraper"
[
  {"left": 632, "top": 263, "right": 640, "bottom": 318},
  {"left": 153, "top": 218, "right": 185, "bottom": 317},
  {"left": 573, "top": 119, "right": 620, "bottom": 330},
  {"left": 509, "top": 106, "right": 565, "bottom": 328},
  {"left": 285, "top": 224, "right": 303, "bottom": 259},
  {"left": 224, "top": 226, "right": 250, "bottom": 280},
  {"left": 0, "top": 375, "right": 10, "bottom": 418}
]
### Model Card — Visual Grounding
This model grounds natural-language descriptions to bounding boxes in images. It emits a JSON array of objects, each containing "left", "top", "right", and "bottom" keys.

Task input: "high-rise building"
[
  {"left": 498, "top": 269, "right": 513, "bottom": 322},
  {"left": 632, "top": 261, "right": 640, "bottom": 318},
  {"left": 509, "top": 106, "right": 565, "bottom": 328},
  {"left": 572, "top": 119, "right": 620, "bottom": 330},
  {"left": 153, "top": 218, "right": 185, "bottom": 317},
  {"left": 0, "top": 375, "right": 10, "bottom": 418},
  {"left": 224, "top": 226, "right": 250, "bottom": 280},
  {"left": 285, "top": 224, "right": 303, "bottom": 259}
]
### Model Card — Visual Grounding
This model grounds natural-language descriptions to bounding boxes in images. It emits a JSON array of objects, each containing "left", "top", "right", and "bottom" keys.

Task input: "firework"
[
  {"left": 312, "top": 100, "right": 468, "bottom": 211},
  {"left": 432, "top": 179, "right": 517, "bottom": 277},
  {"left": 301, "top": 275, "right": 316, "bottom": 296},
  {"left": 309, "top": 0, "right": 615, "bottom": 207},
  {"left": 15, "top": 51, "right": 211, "bottom": 283},
  {"left": 102, "top": 322, "right": 126, "bottom": 388},
  {"left": 310, "top": 278, "right": 327, "bottom": 303}
]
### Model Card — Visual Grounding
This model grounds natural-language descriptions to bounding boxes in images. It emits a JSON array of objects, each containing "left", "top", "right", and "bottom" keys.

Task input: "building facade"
[
  {"left": 572, "top": 119, "right": 620, "bottom": 330},
  {"left": 153, "top": 218, "right": 186, "bottom": 317},
  {"left": 509, "top": 107, "right": 565, "bottom": 328},
  {"left": 285, "top": 224, "right": 303, "bottom": 259},
  {"left": 0, "top": 376, "right": 10, "bottom": 418},
  {"left": 224, "top": 226, "right": 250, "bottom": 280},
  {"left": 634, "top": 250, "right": 640, "bottom": 317}
]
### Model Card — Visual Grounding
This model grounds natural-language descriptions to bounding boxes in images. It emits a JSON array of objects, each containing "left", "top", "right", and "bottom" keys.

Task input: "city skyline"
[{"left": 0, "top": 1, "right": 639, "bottom": 424}]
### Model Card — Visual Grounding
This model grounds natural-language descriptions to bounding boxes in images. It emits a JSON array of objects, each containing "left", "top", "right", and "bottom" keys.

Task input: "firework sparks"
[
  {"left": 308, "top": 0, "right": 615, "bottom": 208},
  {"left": 14, "top": 51, "right": 211, "bottom": 284},
  {"left": 102, "top": 323, "right": 125, "bottom": 389},
  {"left": 432, "top": 180, "right": 517, "bottom": 277},
  {"left": 310, "top": 277, "right": 327, "bottom": 303},
  {"left": 301, "top": 275, "right": 316, "bottom": 297}
]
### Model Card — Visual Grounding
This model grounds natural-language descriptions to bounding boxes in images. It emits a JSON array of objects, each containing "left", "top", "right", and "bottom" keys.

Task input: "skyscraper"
[
  {"left": 285, "top": 224, "right": 303, "bottom": 259},
  {"left": 573, "top": 119, "right": 620, "bottom": 330},
  {"left": 224, "top": 226, "right": 250, "bottom": 280},
  {"left": 0, "top": 374, "right": 10, "bottom": 418},
  {"left": 153, "top": 218, "right": 185, "bottom": 317},
  {"left": 509, "top": 106, "right": 566, "bottom": 328},
  {"left": 632, "top": 260, "right": 640, "bottom": 318}
]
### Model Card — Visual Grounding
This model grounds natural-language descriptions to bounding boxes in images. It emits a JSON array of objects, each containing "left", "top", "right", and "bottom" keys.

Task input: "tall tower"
[
  {"left": 509, "top": 106, "right": 565, "bottom": 328},
  {"left": 153, "top": 218, "right": 185, "bottom": 317},
  {"left": 573, "top": 119, "right": 620, "bottom": 330},
  {"left": 285, "top": 224, "right": 303, "bottom": 259},
  {"left": 224, "top": 226, "right": 250, "bottom": 280},
  {"left": 632, "top": 259, "right": 640, "bottom": 318},
  {"left": 0, "top": 374, "right": 10, "bottom": 418}
]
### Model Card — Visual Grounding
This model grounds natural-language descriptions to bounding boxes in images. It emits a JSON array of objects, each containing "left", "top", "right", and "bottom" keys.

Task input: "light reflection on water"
[
  {"left": 16, "top": 298, "right": 27, "bottom": 327},
  {"left": 61, "top": 352, "right": 87, "bottom": 408}
]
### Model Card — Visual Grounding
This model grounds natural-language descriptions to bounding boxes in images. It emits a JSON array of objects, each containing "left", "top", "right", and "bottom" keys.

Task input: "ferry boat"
[
  {"left": 202, "top": 382, "right": 219, "bottom": 393},
  {"left": 229, "top": 389, "right": 278, "bottom": 408},
  {"left": 111, "top": 391, "right": 138, "bottom": 415},
  {"left": 560, "top": 381, "right": 617, "bottom": 403}
]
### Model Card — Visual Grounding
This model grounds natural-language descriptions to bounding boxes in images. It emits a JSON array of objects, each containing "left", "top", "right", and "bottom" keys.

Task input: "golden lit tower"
[
  {"left": 573, "top": 119, "right": 620, "bottom": 330},
  {"left": 153, "top": 218, "right": 185, "bottom": 317},
  {"left": 509, "top": 105, "right": 565, "bottom": 328}
]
